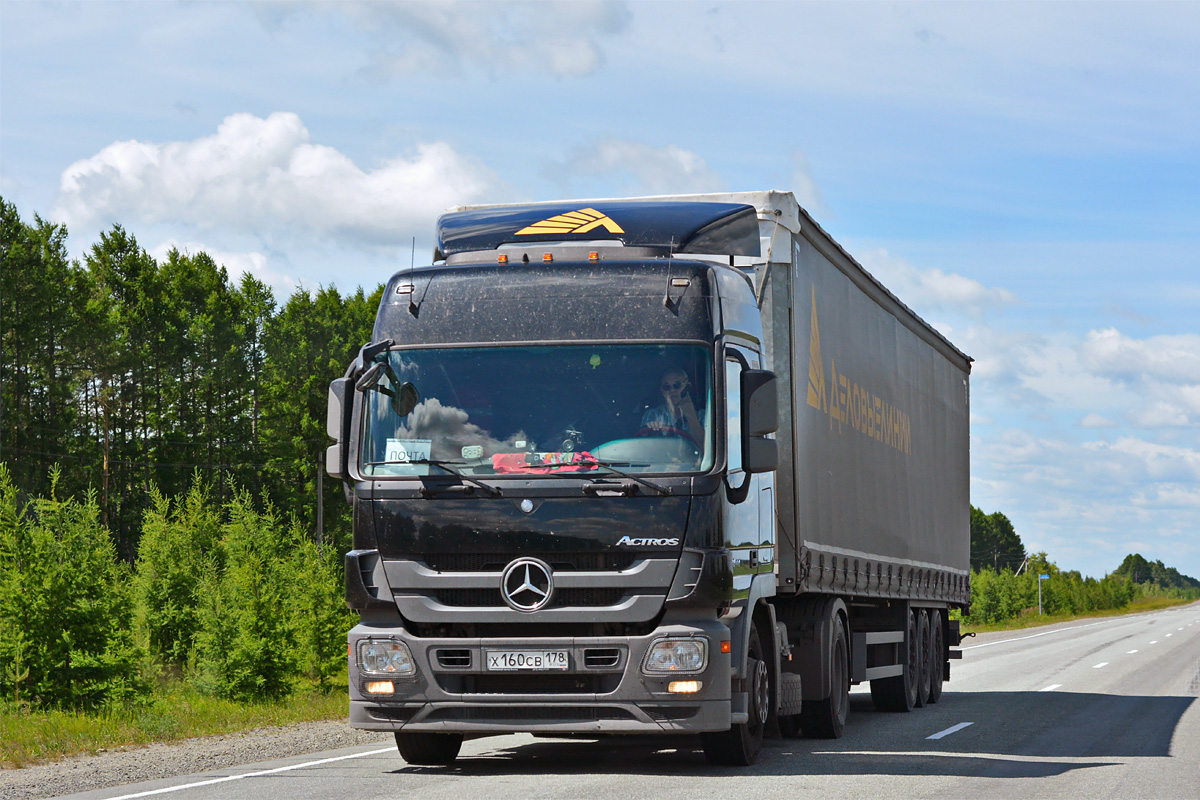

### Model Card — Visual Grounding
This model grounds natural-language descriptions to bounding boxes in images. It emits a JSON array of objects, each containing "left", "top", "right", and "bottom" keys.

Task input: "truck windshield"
[{"left": 360, "top": 344, "right": 714, "bottom": 477}]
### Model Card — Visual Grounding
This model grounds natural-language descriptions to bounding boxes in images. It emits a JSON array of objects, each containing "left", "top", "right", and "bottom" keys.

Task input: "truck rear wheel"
[
  {"left": 394, "top": 731, "right": 463, "bottom": 765},
  {"left": 799, "top": 613, "right": 848, "bottom": 738},
  {"left": 870, "top": 608, "right": 919, "bottom": 712},
  {"left": 927, "top": 610, "right": 945, "bottom": 704},
  {"left": 915, "top": 610, "right": 931, "bottom": 708},
  {"left": 702, "top": 623, "right": 767, "bottom": 766}
]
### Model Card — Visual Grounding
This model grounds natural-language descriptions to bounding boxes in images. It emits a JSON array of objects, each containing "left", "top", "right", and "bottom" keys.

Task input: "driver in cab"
[{"left": 641, "top": 369, "right": 703, "bottom": 444}]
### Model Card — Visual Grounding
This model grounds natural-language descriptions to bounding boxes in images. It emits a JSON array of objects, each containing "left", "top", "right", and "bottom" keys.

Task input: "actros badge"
[
  {"left": 500, "top": 557, "right": 554, "bottom": 612},
  {"left": 616, "top": 536, "right": 680, "bottom": 547}
]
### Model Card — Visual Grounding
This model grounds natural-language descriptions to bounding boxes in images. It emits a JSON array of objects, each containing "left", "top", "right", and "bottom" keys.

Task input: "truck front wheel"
[
  {"left": 702, "top": 623, "right": 767, "bottom": 766},
  {"left": 799, "top": 614, "right": 848, "bottom": 738},
  {"left": 394, "top": 731, "right": 463, "bottom": 766}
]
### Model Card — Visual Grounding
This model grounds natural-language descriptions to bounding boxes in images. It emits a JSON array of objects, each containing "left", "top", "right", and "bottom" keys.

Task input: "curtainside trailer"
[{"left": 326, "top": 190, "right": 972, "bottom": 766}]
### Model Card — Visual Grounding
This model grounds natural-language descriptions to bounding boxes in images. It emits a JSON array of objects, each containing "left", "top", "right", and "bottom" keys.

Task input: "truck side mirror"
[
  {"left": 742, "top": 369, "right": 778, "bottom": 473},
  {"left": 326, "top": 376, "right": 352, "bottom": 480}
]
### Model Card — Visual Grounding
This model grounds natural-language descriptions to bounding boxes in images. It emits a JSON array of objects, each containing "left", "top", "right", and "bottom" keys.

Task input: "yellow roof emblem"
[{"left": 516, "top": 208, "right": 624, "bottom": 236}]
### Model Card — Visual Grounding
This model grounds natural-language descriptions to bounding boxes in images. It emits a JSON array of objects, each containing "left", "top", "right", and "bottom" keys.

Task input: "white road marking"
[
  {"left": 960, "top": 620, "right": 1113, "bottom": 650},
  {"left": 1166, "top": 633, "right": 1173, "bottom": 637},
  {"left": 105, "top": 747, "right": 396, "bottom": 800},
  {"left": 1038, "top": 684, "right": 1062, "bottom": 692},
  {"left": 927, "top": 722, "right": 974, "bottom": 740},
  {"left": 1127, "top": 649, "right": 1139, "bottom": 654},
  {"left": 1093, "top": 662, "right": 1109, "bottom": 669},
  {"left": 1150, "top": 640, "right": 1159, "bottom": 644}
]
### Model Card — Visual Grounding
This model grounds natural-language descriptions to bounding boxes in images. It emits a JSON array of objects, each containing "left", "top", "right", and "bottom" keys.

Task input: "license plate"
[{"left": 485, "top": 650, "right": 569, "bottom": 671}]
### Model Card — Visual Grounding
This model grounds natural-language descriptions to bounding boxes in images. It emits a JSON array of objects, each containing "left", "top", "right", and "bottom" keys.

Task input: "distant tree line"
[
  {"left": 1111, "top": 553, "right": 1200, "bottom": 592},
  {"left": 1, "top": 197, "right": 384, "bottom": 559},
  {"left": 967, "top": 505, "right": 1199, "bottom": 624}
]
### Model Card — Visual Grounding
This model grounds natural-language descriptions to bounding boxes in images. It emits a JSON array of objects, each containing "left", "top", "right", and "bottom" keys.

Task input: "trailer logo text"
[
  {"left": 807, "top": 287, "right": 912, "bottom": 455},
  {"left": 516, "top": 208, "right": 625, "bottom": 236}
]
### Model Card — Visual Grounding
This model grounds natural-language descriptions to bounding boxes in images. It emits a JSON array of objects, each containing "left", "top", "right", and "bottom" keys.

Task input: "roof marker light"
[
  {"left": 395, "top": 284, "right": 415, "bottom": 295},
  {"left": 671, "top": 278, "right": 690, "bottom": 287},
  {"left": 498, "top": 254, "right": 508, "bottom": 264},
  {"left": 589, "top": 251, "right": 599, "bottom": 261},
  {"left": 543, "top": 253, "right": 553, "bottom": 262}
]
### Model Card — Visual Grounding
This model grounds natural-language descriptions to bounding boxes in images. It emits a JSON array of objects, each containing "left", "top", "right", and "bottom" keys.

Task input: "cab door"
[{"left": 723, "top": 346, "right": 776, "bottom": 598}]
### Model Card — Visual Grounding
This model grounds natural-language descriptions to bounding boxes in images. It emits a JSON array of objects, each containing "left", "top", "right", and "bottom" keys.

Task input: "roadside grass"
[
  {"left": 0, "top": 678, "right": 347, "bottom": 769},
  {"left": 959, "top": 595, "right": 1200, "bottom": 635}
]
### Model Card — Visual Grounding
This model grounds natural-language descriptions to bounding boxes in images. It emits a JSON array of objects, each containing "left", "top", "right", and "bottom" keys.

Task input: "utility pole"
[{"left": 316, "top": 460, "right": 324, "bottom": 551}]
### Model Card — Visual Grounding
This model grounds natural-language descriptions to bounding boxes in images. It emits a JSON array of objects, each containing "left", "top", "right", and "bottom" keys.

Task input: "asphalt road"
[{"left": 65, "top": 602, "right": 1200, "bottom": 800}]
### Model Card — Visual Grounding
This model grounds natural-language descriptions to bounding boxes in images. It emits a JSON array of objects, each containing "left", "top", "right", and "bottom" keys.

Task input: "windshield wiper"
[
  {"left": 368, "top": 458, "right": 502, "bottom": 497},
  {"left": 578, "top": 460, "right": 669, "bottom": 496}
]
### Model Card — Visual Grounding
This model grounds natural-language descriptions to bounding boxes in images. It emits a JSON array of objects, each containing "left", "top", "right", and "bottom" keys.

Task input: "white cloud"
[
  {"left": 1132, "top": 484, "right": 1200, "bottom": 510},
  {"left": 789, "top": 153, "right": 826, "bottom": 217},
  {"left": 1081, "top": 327, "right": 1200, "bottom": 385},
  {"left": 55, "top": 112, "right": 494, "bottom": 246},
  {"left": 972, "top": 426, "right": 1200, "bottom": 577},
  {"left": 313, "top": 1, "right": 631, "bottom": 79},
  {"left": 548, "top": 138, "right": 724, "bottom": 196},
  {"left": 1101, "top": 438, "right": 1200, "bottom": 482},
  {"left": 1081, "top": 413, "right": 1117, "bottom": 429},
  {"left": 858, "top": 249, "right": 1019, "bottom": 320}
]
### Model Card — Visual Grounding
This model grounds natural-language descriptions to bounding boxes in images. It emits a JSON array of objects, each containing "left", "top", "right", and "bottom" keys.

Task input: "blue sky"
[{"left": 3, "top": 1, "right": 1198, "bottom": 580}]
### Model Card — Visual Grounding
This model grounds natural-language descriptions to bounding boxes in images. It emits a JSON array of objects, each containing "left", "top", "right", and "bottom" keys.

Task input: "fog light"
[
  {"left": 643, "top": 638, "right": 707, "bottom": 674},
  {"left": 358, "top": 638, "right": 416, "bottom": 677},
  {"left": 668, "top": 680, "right": 702, "bottom": 693},
  {"left": 366, "top": 680, "right": 395, "bottom": 694}
]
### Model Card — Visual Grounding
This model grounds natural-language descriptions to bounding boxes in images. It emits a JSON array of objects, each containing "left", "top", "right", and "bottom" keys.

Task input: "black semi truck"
[{"left": 326, "top": 191, "right": 972, "bottom": 766}]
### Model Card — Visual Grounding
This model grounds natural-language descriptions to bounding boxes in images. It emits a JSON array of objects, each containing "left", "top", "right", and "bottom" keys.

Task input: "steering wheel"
[{"left": 635, "top": 426, "right": 701, "bottom": 447}]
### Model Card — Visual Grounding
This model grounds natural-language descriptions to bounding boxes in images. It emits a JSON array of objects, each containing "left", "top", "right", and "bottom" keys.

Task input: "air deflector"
[{"left": 436, "top": 201, "right": 761, "bottom": 260}]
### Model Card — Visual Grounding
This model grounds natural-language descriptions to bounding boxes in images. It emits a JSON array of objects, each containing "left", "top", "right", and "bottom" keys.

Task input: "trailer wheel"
[
  {"left": 927, "top": 610, "right": 945, "bottom": 704},
  {"left": 799, "top": 614, "right": 849, "bottom": 738},
  {"left": 915, "top": 611, "right": 931, "bottom": 708},
  {"left": 702, "top": 623, "right": 767, "bottom": 766},
  {"left": 394, "top": 732, "right": 463, "bottom": 765},
  {"left": 870, "top": 608, "right": 919, "bottom": 712}
]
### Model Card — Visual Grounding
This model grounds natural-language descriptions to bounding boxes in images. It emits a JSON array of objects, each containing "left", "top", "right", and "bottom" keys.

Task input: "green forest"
[
  {"left": 1, "top": 197, "right": 377, "bottom": 711},
  {"left": 1, "top": 198, "right": 382, "bottom": 558},
  {"left": 2, "top": 197, "right": 1197, "bottom": 718}
]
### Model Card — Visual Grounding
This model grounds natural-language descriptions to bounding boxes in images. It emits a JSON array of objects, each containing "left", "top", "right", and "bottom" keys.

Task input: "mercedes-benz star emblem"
[{"left": 500, "top": 557, "right": 554, "bottom": 612}]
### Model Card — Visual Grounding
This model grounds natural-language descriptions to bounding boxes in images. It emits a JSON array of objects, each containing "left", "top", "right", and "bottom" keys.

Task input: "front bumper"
[{"left": 349, "top": 619, "right": 732, "bottom": 734}]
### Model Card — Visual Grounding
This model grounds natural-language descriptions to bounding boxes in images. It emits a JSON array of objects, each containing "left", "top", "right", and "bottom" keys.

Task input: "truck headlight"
[
  {"left": 357, "top": 638, "right": 416, "bottom": 677},
  {"left": 643, "top": 638, "right": 707, "bottom": 674}
]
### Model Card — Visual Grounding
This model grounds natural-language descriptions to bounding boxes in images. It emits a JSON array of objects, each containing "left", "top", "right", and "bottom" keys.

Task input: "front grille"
[
  {"left": 366, "top": 705, "right": 420, "bottom": 722},
  {"left": 434, "top": 587, "right": 627, "bottom": 608},
  {"left": 583, "top": 648, "right": 622, "bottom": 668},
  {"left": 422, "top": 553, "right": 639, "bottom": 573},
  {"left": 436, "top": 649, "right": 472, "bottom": 668},
  {"left": 434, "top": 673, "right": 619, "bottom": 694},
  {"left": 426, "top": 706, "right": 635, "bottom": 722},
  {"left": 644, "top": 705, "right": 700, "bottom": 722}
]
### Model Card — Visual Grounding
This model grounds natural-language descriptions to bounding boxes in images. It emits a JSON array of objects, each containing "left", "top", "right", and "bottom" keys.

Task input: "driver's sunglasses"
[{"left": 661, "top": 380, "right": 688, "bottom": 391}]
